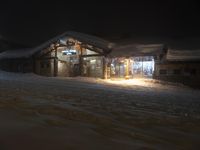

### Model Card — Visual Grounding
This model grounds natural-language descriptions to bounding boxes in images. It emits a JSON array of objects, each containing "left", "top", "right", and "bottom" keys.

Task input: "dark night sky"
[{"left": 0, "top": 0, "right": 200, "bottom": 47}]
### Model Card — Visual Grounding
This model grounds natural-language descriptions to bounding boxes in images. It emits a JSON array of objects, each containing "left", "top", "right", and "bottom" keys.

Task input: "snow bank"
[{"left": 0, "top": 70, "right": 200, "bottom": 150}]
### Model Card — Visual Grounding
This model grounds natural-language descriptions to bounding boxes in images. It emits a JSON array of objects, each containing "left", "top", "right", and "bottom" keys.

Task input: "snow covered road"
[{"left": 0, "top": 71, "right": 200, "bottom": 150}]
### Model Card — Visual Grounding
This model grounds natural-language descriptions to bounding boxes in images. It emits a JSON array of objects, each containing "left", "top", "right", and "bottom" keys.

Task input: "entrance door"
[
  {"left": 73, "top": 64, "right": 80, "bottom": 76},
  {"left": 132, "top": 56, "right": 154, "bottom": 78}
]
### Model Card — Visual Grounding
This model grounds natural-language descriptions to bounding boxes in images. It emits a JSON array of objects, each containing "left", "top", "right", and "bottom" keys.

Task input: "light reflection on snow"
[{"left": 104, "top": 78, "right": 156, "bottom": 87}]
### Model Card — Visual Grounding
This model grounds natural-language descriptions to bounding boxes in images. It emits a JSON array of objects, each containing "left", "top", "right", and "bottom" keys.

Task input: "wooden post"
[
  {"left": 125, "top": 58, "right": 130, "bottom": 79},
  {"left": 103, "top": 57, "right": 107, "bottom": 79},
  {"left": 142, "top": 57, "right": 143, "bottom": 76},
  {"left": 54, "top": 47, "right": 58, "bottom": 77},
  {"left": 79, "top": 47, "right": 83, "bottom": 76},
  {"left": 32, "top": 57, "right": 36, "bottom": 74}
]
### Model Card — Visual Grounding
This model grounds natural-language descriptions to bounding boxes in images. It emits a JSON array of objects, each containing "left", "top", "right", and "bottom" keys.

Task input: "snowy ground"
[{"left": 0, "top": 71, "right": 200, "bottom": 150}]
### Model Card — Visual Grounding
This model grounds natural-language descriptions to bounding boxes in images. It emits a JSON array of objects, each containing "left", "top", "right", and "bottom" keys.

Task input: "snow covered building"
[
  {"left": 154, "top": 49, "right": 200, "bottom": 87},
  {"left": 1, "top": 31, "right": 199, "bottom": 87},
  {"left": 0, "top": 31, "right": 166, "bottom": 79},
  {"left": 0, "top": 31, "right": 114, "bottom": 78}
]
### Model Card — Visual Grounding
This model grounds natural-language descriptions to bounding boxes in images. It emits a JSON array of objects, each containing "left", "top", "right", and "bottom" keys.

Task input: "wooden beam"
[
  {"left": 54, "top": 48, "right": 58, "bottom": 77},
  {"left": 37, "top": 42, "right": 64, "bottom": 58},
  {"left": 37, "top": 47, "right": 54, "bottom": 58},
  {"left": 81, "top": 54, "right": 103, "bottom": 57},
  {"left": 79, "top": 46, "right": 83, "bottom": 76},
  {"left": 81, "top": 44, "right": 104, "bottom": 55}
]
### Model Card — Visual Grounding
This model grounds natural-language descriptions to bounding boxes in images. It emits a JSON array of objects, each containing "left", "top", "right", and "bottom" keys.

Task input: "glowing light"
[
  {"left": 103, "top": 78, "right": 157, "bottom": 87},
  {"left": 90, "top": 59, "right": 96, "bottom": 63},
  {"left": 62, "top": 49, "right": 76, "bottom": 55},
  {"left": 125, "top": 59, "right": 130, "bottom": 79}
]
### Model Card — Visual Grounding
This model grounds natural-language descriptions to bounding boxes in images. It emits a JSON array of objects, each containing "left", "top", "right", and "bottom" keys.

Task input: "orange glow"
[
  {"left": 103, "top": 78, "right": 156, "bottom": 87},
  {"left": 125, "top": 59, "right": 130, "bottom": 79}
]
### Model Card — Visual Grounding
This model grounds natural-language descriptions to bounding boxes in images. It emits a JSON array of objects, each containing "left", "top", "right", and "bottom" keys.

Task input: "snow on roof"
[
  {"left": 0, "top": 49, "right": 34, "bottom": 59},
  {"left": 34, "top": 31, "right": 114, "bottom": 53},
  {"left": 65, "top": 31, "right": 114, "bottom": 50},
  {"left": 109, "top": 44, "right": 164, "bottom": 57},
  {"left": 0, "top": 31, "right": 114, "bottom": 60},
  {"left": 166, "top": 49, "right": 200, "bottom": 61}
]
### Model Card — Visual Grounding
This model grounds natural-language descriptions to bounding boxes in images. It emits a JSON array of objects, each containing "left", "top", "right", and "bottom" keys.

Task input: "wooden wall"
[{"left": 154, "top": 62, "right": 200, "bottom": 88}]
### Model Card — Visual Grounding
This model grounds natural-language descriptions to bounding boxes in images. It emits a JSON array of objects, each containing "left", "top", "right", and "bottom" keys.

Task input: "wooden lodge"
[
  {"left": 0, "top": 31, "right": 114, "bottom": 78},
  {"left": 0, "top": 31, "right": 200, "bottom": 87}
]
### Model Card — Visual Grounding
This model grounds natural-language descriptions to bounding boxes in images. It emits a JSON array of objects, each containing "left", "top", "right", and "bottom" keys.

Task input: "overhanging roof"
[
  {"left": 35, "top": 31, "right": 114, "bottom": 54},
  {"left": 109, "top": 44, "right": 164, "bottom": 57},
  {"left": 0, "top": 49, "right": 33, "bottom": 59},
  {"left": 0, "top": 31, "right": 114, "bottom": 60},
  {"left": 166, "top": 49, "right": 200, "bottom": 61}
]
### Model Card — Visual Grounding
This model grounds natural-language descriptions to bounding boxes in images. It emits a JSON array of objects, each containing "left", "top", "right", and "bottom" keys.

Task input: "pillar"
[
  {"left": 103, "top": 57, "right": 107, "bottom": 79},
  {"left": 54, "top": 48, "right": 58, "bottom": 77},
  {"left": 79, "top": 47, "right": 83, "bottom": 76},
  {"left": 125, "top": 58, "right": 130, "bottom": 79}
]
